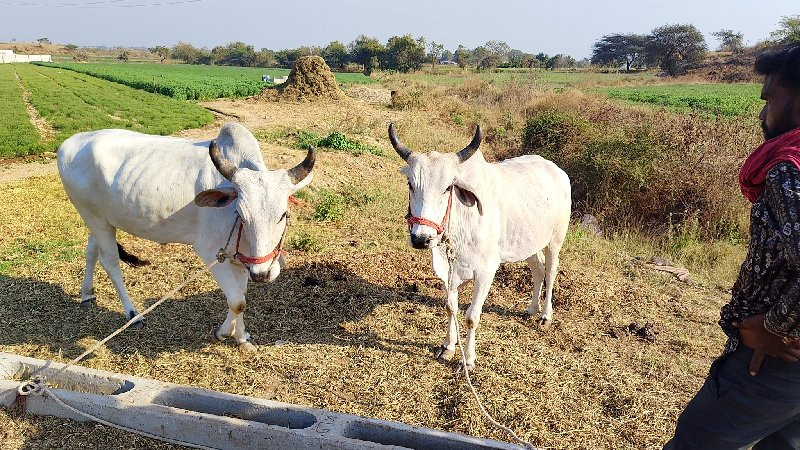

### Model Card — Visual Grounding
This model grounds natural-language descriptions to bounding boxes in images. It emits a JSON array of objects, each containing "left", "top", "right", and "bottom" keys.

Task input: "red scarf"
[{"left": 739, "top": 127, "right": 800, "bottom": 203}]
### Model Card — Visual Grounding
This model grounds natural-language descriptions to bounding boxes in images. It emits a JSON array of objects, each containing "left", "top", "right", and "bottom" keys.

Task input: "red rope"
[{"left": 407, "top": 188, "right": 453, "bottom": 235}]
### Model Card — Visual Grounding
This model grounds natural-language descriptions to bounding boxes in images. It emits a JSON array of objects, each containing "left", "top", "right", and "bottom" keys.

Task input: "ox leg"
[
  {"left": 435, "top": 289, "right": 459, "bottom": 361},
  {"left": 206, "top": 259, "right": 254, "bottom": 351},
  {"left": 90, "top": 224, "right": 142, "bottom": 326},
  {"left": 524, "top": 251, "right": 545, "bottom": 320},
  {"left": 432, "top": 247, "right": 459, "bottom": 362},
  {"left": 79, "top": 234, "right": 99, "bottom": 307},
  {"left": 461, "top": 268, "right": 497, "bottom": 370},
  {"left": 540, "top": 241, "right": 564, "bottom": 330}
]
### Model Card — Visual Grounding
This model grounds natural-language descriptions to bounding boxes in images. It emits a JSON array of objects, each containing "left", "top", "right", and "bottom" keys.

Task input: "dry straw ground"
[{"left": 1, "top": 78, "right": 747, "bottom": 449}]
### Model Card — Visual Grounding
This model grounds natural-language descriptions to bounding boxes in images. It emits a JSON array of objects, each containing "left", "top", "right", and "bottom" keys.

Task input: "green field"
[
  {"left": 39, "top": 62, "right": 375, "bottom": 100},
  {"left": 1, "top": 64, "right": 212, "bottom": 156},
  {"left": 603, "top": 83, "right": 762, "bottom": 116},
  {"left": 397, "top": 67, "right": 655, "bottom": 87},
  {"left": 0, "top": 65, "right": 45, "bottom": 156}
]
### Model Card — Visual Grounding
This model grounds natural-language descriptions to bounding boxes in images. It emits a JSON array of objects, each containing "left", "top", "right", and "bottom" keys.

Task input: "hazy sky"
[{"left": 2, "top": 0, "right": 798, "bottom": 58}]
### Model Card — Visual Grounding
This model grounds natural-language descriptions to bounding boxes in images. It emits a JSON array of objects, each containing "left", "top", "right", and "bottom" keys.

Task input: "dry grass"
[{"left": 0, "top": 78, "right": 745, "bottom": 449}]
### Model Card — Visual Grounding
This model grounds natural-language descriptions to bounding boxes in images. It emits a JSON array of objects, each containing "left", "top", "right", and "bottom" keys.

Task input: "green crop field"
[
  {"left": 0, "top": 65, "right": 45, "bottom": 156},
  {"left": 602, "top": 83, "right": 763, "bottom": 117},
  {"left": 1, "top": 64, "right": 212, "bottom": 157},
  {"left": 398, "top": 68, "right": 655, "bottom": 87},
  {"left": 38, "top": 62, "right": 375, "bottom": 100}
]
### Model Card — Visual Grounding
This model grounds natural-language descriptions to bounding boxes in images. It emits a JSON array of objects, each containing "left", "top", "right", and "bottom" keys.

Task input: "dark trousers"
[{"left": 665, "top": 345, "right": 800, "bottom": 449}]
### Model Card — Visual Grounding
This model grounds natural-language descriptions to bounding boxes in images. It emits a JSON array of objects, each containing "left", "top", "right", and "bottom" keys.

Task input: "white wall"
[{"left": 0, "top": 51, "right": 52, "bottom": 64}]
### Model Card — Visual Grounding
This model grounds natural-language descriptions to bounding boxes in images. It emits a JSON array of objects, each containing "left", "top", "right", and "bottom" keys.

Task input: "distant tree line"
[
  {"left": 156, "top": 35, "right": 589, "bottom": 75},
  {"left": 144, "top": 16, "right": 800, "bottom": 77},
  {"left": 591, "top": 17, "right": 800, "bottom": 76}
]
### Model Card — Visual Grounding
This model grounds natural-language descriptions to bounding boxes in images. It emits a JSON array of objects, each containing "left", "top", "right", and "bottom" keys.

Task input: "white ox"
[
  {"left": 57, "top": 123, "right": 314, "bottom": 350},
  {"left": 389, "top": 123, "right": 571, "bottom": 369}
]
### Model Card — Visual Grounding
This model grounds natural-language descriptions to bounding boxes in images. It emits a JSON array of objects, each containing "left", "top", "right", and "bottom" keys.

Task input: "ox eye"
[{"left": 408, "top": 182, "right": 415, "bottom": 193}]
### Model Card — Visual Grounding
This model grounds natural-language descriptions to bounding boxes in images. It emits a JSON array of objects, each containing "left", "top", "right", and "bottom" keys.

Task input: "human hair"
[{"left": 755, "top": 43, "right": 800, "bottom": 89}]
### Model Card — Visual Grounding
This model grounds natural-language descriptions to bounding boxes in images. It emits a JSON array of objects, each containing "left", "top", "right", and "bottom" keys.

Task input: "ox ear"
[
  {"left": 194, "top": 187, "right": 238, "bottom": 208},
  {"left": 455, "top": 186, "right": 483, "bottom": 215}
]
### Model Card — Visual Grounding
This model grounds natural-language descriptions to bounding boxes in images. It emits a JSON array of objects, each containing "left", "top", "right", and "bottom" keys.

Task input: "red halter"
[
  {"left": 233, "top": 222, "right": 286, "bottom": 265},
  {"left": 230, "top": 195, "right": 298, "bottom": 265},
  {"left": 406, "top": 188, "right": 453, "bottom": 235}
]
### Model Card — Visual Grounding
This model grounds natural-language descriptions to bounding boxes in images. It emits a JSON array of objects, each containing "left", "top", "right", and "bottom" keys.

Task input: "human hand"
[{"left": 734, "top": 314, "right": 800, "bottom": 376}]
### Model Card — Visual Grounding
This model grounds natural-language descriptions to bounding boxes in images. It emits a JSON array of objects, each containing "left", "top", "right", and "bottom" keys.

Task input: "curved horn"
[
  {"left": 209, "top": 140, "right": 238, "bottom": 181},
  {"left": 456, "top": 125, "right": 482, "bottom": 163},
  {"left": 388, "top": 123, "right": 411, "bottom": 161},
  {"left": 288, "top": 146, "right": 316, "bottom": 184}
]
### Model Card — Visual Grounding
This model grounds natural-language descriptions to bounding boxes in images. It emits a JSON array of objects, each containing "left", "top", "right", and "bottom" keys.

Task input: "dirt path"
[
  {"left": 14, "top": 69, "right": 55, "bottom": 142},
  {"left": 0, "top": 157, "right": 58, "bottom": 183}
]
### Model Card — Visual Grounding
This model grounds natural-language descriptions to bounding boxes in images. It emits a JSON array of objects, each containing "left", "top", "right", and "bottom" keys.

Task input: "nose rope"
[{"left": 406, "top": 186, "right": 454, "bottom": 235}]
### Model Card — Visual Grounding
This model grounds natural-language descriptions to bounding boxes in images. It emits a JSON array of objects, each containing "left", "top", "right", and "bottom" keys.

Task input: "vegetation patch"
[
  {"left": 0, "top": 65, "right": 48, "bottom": 156},
  {"left": 602, "top": 83, "right": 762, "bottom": 117},
  {"left": 12, "top": 64, "right": 212, "bottom": 149}
]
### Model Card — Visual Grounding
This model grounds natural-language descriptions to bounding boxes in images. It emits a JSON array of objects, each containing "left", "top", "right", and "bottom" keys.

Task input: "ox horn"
[
  {"left": 388, "top": 123, "right": 411, "bottom": 161},
  {"left": 209, "top": 140, "right": 238, "bottom": 181},
  {"left": 456, "top": 125, "right": 482, "bottom": 163},
  {"left": 288, "top": 146, "right": 316, "bottom": 184}
]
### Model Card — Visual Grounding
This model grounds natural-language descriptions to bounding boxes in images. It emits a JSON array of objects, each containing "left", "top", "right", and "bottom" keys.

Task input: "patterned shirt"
[{"left": 720, "top": 162, "right": 800, "bottom": 354}]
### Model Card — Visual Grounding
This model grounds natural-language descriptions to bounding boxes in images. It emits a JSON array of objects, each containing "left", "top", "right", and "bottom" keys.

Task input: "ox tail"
[{"left": 117, "top": 243, "right": 150, "bottom": 268}]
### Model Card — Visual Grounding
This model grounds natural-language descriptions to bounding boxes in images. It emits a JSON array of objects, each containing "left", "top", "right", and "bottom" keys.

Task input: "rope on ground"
[
  {"left": 15, "top": 260, "right": 219, "bottom": 449},
  {"left": 451, "top": 313, "right": 536, "bottom": 450},
  {"left": 440, "top": 190, "right": 536, "bottom": 449}
]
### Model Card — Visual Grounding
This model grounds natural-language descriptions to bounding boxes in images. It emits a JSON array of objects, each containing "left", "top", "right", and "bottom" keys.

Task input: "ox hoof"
[
  {"left": 522, "top": 311, "right": 534, "bottom": 321},
  {"left": 80, "top": 296, "right": 97, "bottom": 308},
  {"left": 433, "top": 345, "right": 455, "bottom": 361},
  {"left": 127, "top": 311, "right": 145, "bottom": 329},
  {"left": 538, "top": 317, "right": 552, "bottom": 331},
  {"left": 238, "top": 341, "right": 258, "bottom": 353},
  {"left": 455, "top": 360, "right": 475, "bottom": 373},
  {"left": 213, "top": 327, "right": 233, "bottom": 342}
]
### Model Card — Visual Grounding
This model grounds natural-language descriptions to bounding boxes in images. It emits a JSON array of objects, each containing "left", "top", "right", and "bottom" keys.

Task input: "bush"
[
  {"left": 521, "top": 111, "right": 588, "bottom": 155},
  {"left": 313, "top": 189, "right": 347, "bottom": 221},
  {"left": 290, "top": 232, "right": 320, "bottom": 252}
]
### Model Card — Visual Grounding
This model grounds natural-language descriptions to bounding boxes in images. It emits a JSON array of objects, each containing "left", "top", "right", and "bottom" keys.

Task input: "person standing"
[{"left": 666, "top": 43, "right": 800, "bottom": 449}]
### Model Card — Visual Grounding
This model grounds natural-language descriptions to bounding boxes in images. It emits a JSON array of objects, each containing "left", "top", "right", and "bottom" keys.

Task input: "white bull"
[
  {"left": 57, "top": 123, "right": 314, "bottom": 350},
  {"left": 389, "top": 123, "right": 571, "bottom": 369}
]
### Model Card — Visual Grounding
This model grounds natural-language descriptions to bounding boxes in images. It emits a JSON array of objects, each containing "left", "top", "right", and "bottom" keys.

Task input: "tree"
[
  {"left": 172, "top": 42, "right": 209, "bottom": 65},
  {"left": 645, "top": 24, "right": 707, "bottom": 76},
  {"left": 441, "top": 49, "right": 453, "bottom": 63},
  {"left": 255, "top": 48, "right": 277, "bottom": 67},
  {"left": 149, "top": 45, "right": 170, "bottom": 63},
  {"left": 321, "top": 41, "right": 349, "bottom": 70},
  {"left": 471, "top": 46, "right": 490, "bottom": 69},
  {"left": 382, "top": 34, "right": 426, "bottom": 72},
  {"left": 454, "top": 45, "right": 471, "bottom": 69},
  {"left": 36, "top": 37, "right": 50, "bottom": 45},
  {"left": 275, "top": 48, "right": 302, "bottom": 68},
  {"left": 117, "top": 51, "right": 130, "bottom": 62},
  {"left": 349, "top": 35, "right": 384, "bottom": 75},
  {"left": 64, "top": 44, "right": 78, "bottom": 51},
  {"left": 591, "top": 33, "right": 646, "bottom": 71},
  {"left": 482, "top": 40, "right": 510, "bottom": 69},
  {"left": 211, "top": 42, "right": 258, "bottom": 67},
  {"left": 427, "top": 41, "right": 444, "bottom": 70},
  {"left": 771, "top": 15, "right": 800, "bottom": 44},
  {"left": 711, "top": 29, "right": 744, "bottom": 53}
]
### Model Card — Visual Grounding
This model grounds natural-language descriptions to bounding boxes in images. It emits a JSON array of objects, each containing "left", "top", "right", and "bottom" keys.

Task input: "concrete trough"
[{"left": 0, "top": 353, "right": 524, "bottom": 449}]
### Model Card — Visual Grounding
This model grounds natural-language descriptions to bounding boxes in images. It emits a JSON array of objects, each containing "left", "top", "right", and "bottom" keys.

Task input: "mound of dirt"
[
  {"left": 684, "top": 51, "right": 759, "bottom": 83},
  {"left": 279, "top": 56, "right": 346, "bottom": 101}
]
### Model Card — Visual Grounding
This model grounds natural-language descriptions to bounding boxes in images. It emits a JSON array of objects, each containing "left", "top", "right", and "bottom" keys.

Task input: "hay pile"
[{"left": 280, "top": 56, "right": 346, "bottom": 101}]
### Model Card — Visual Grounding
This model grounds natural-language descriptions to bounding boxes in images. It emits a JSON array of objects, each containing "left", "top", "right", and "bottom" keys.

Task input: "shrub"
[
  {"left": 313, "top": 189, "right": 347, "bottom": 221},
  {"left": 290, "top": 232, "right": 320, "bottom": 252},
  {"left": 521, "top": 111, "right": 588, "bottom": 155}
]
